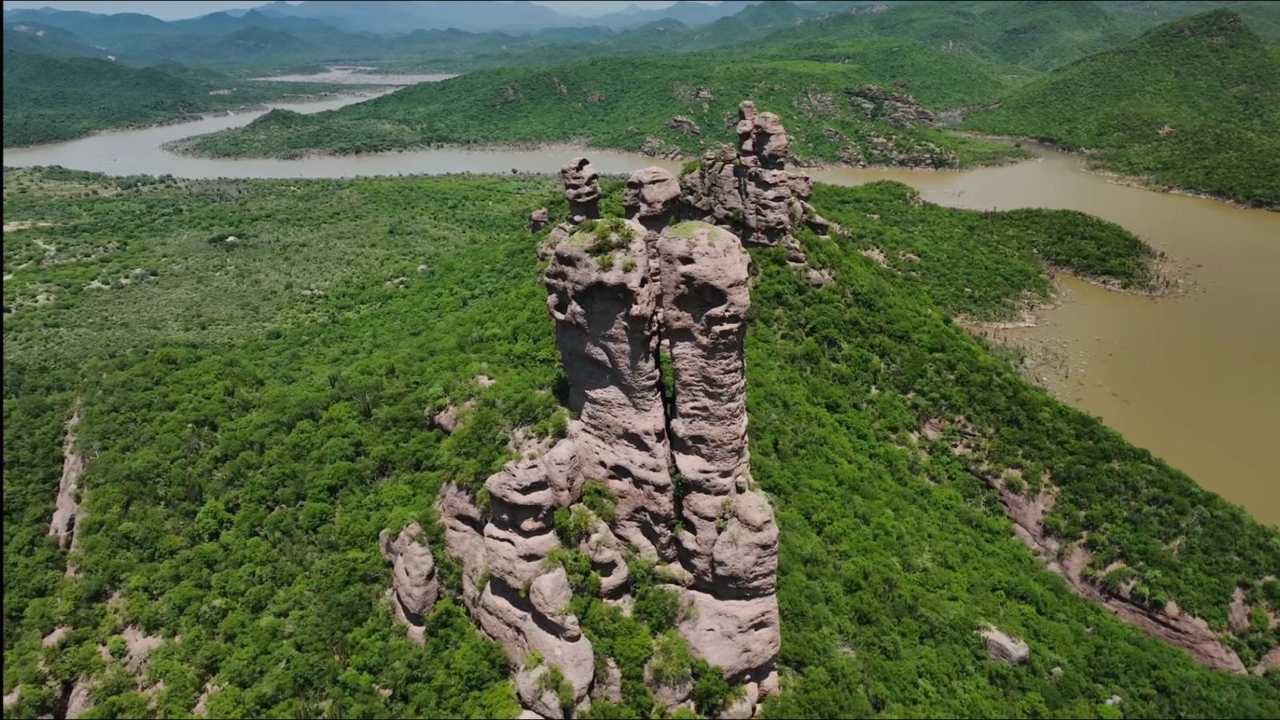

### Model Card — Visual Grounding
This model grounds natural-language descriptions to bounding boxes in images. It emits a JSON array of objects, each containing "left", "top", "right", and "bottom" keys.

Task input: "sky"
[{"left": 0, "top": 0, "right": 718, "bottom": 20}]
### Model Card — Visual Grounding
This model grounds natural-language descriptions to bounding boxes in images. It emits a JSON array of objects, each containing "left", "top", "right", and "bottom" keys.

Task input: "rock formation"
[
  {"left": 979, "top": 626, "right": 1030, "bottom": 664},
  {"left": 49, "top": 405, "right": 85, "bottom": 552},
  {"left": 530, "top": 208, "right": 550, "bottom": 233},
  {"left": 560, "top": 158, "right": 601, "bottom": 222},
  {"left": 379, "top": 523, "right": 441, "bottom": 644},
  {"left": 436, "top": 158, "right": 781, "bottom": 717},
  {"left": 678, "top": 101, "right": 832, "bottom": 262}
]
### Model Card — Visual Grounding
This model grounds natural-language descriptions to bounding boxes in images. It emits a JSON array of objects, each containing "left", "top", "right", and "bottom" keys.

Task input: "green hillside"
[
  {"left": 177, "top": 55, "right": 1024, "bottom": 167},
  {"left": 1, "top": 52, "right": 346, "bottom": 147},
  {"left": 962, "top": 9, "right": 1280, "bottom": 207},
  {"left": 764, "top": 1, "right": 1148, "bottom": 73},
  {"left": 4, "top": 166, "right": 1278, "bottom": 718}
]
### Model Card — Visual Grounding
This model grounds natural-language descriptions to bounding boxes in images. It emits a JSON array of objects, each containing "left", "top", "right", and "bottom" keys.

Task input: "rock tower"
[{"left": 424, "top": 103, "right": 821, "bottom": 719}]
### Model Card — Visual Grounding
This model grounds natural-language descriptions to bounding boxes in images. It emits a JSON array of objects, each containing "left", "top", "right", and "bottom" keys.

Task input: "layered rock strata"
[{"left": 436, "top": 161, "right": 780, "bottom": 717}]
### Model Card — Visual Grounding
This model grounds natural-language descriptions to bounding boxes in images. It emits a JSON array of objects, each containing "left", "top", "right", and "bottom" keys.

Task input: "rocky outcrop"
[
  {"left": 64, "top": 677, "right": 94, "bottom": 719},
  {"left": 979, "top": 626, "right": 1030, "bottom": 664},
  {"left": 379, "top": 523, "right": 440, "bottom": 643},
  {"left": 668, "top": 116, "right": 701, "bottom": 135},
  {"left": 560, "top": 158, "right": 601, "bottom": 222},
  {"left": 436, "top": 162, "right": 780, "bottom": 717},
  {"left": 677, "top": 101, "right": 832, "bottom": 262},
  {"left": 530, "top": 208, "right": 550, "bottom": 233},
  {"left": 49, "top": 405, "right": 85, "bottom": 552},
  {"left": 846, "top": 85, "right": 936, "bottom": 128},
  {"left": 640, "top": 137, "right": 684, "bottom": 161},
  {"left": 961, "top": 428, "right": 1249, "bottom": 674},
  {"left": 623, "top": 167, "right": 681, "bottom": 229}
]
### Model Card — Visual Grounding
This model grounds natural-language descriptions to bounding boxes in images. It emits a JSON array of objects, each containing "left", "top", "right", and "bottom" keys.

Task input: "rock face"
[
  {"left": 979, "top": 626, "right": 1030, "bottom": 664},
  {"left": 678, "top": 101, "right": 832, "bottom": 261},
  {"left": 560, "top": 158, "right": 601, "bottom": 221},
  {"left": 846, "top": 85, "right": 936, "bottom": 128},
  {"left": 49, "top": 405, "right": 85, "bottom": 552},
  {"left": 379, "top": 523, "right": 440, "bottom": 643},
  {"left": 435, "top": 158, "right": 781, "bottom": 717}
]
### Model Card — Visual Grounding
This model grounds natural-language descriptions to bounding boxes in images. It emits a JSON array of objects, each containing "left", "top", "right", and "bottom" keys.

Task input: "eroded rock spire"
[
  {"left": 436, "top": 113, "right": 791, "bottom": 717},
  {"left": 680, "top": 100, "right": 833, "bottom": 261}
]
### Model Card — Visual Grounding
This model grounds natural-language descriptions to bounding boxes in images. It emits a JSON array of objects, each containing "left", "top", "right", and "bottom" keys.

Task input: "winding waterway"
[{"left": 4, "top": 95, "right": 1276, "bottom": 525}]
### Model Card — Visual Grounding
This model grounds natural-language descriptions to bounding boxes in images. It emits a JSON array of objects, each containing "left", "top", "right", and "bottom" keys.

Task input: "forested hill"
[
  {"left": 0, "top": 53, "right": 345, "bottom": 147},
  {"left": 175, "top": 54, "right": 1025, "bottom": 168},
  {"left": 962, "top": 9, "right": 1280, "bottom": 208}
]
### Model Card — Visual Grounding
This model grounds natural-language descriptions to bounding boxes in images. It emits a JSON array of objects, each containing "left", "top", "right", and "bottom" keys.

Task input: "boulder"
[
  {"left": 530, "top": 208, "right": 550, "bottom": 233},
  {"left": 623, "top": 167, "right": 682, "bottom": 227},
  {"left": 979, "top": 626, "right": 1030, "bottom": 664},
  {"left": 668, "top": 116, "right": 701, "bottom": 135}
]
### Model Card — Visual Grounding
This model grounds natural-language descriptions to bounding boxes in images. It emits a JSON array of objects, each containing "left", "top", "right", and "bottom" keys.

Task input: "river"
[{"left": 4, "top": 95, "right": 1276, "bottom": 526}]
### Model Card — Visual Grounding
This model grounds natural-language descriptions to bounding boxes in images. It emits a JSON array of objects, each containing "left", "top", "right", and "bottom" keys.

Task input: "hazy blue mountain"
[{"left": 255, "top": 0, "right": 582, "bottom": 34}]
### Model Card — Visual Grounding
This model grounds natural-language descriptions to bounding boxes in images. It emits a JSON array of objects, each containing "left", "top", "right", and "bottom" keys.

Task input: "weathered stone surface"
[
  {"left": 592, "top": 658, "right": 623, "bottom": 704},
  {"left": 438, "top": 156, "right": 783, "bottom": 718},
  {"left": 623, "top": 167, "right": 681, "bottom": 227},
  {"left": 476, "top": 579, "right": 594, "bottom": 712},
  {"left": 736, "top": 101, "right": 788, "bottom": 169},
  {"left": 484, "top": 524, "right": 561, "bottom": 590},
  {"left": 49, "top": 406, "right": 85, "bottom": 552},
  {"left": 711, "top": 491, "right": 779, "bottom": 597},
  {"left": 584, "top": 522, "right": 631, "bottom": 597},
  {"left": 530, "top": 567, "right": 581, "bottom": 639},
  {"left": 979, "top": 626, "right": 1030, "bottom": 664},
  {"left": 530, "top": 208, "right": 550, "bottom": 233},
  {"left": 676, "top": 588, "right": 780, "bottom": 681},
  {"left": 560, "top": 158, "right": 601, "bottom": 220},
  {"left": 677, "top": 103, "right": 831, "bottom": 258},
  {"left": 719, "top": 680, "right": 759, "bottom": 719},
  {"left": 120, "top": 626, "right": 163, "bottom": 676},
  {"left": 1256, "top": 647, "right": 1280, "bottom": 676},
  {"left": 668, "top": 115, "right": 701, "bottom": 135},
  {"left": 645, "top": 657, "right": 694, "bottom": 710},
  {"left": 66, "top": 676, "right": 94, "bottom": 719},
  {"left": 379, "top": 523, "right": 440, "bottom": 627},
  {"left": 658, "top": 223, "right": 752, "bottom": 495},
  {"left": 543, "top": 219, "right": 675, "bottom": 559},
  {"left": 430, "top": 403, "right": 459, "bottom": 433}
]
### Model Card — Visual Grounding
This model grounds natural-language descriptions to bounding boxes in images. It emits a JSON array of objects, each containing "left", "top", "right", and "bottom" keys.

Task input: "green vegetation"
[
  {"left": 1, "top": 52, "right": 347, "bottom": 147},
  {"left": 809, "top": 181, "right": 1159, "bottom": 320},
  {"left": 179, "top": 55, "right": 1024, "bottom": 167},
  {"left": 4, "top": 167, "right": 1277, "bottom": 717},
  {"left": 963, "top": 9, "right": 1280, "bottom": 207}
]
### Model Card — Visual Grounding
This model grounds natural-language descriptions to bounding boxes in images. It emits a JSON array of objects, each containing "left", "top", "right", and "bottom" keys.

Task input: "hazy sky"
[{"left": 0, "top": 0, "right": 718, "bottom": 20}]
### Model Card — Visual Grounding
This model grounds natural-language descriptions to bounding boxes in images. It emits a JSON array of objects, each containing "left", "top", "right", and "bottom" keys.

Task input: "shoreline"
[
  {"left": 2, "top": 89, "right": 390, "bottom": 154},
  {"left": 950, "top": 131, "right": 1279, "bottom": 212},
  {"left": 164, "top": 135, "right": 1030, "bottom": 174}
]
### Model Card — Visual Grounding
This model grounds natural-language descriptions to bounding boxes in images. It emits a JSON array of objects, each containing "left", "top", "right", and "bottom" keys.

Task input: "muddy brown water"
[{"left": 4, "top": 95, "right": 1276, "bottom": 526}]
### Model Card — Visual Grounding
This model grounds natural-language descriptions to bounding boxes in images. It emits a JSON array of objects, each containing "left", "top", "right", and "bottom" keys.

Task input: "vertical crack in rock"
[{"left": 438, "top": 118, "right": 788, "bottom": 716}]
